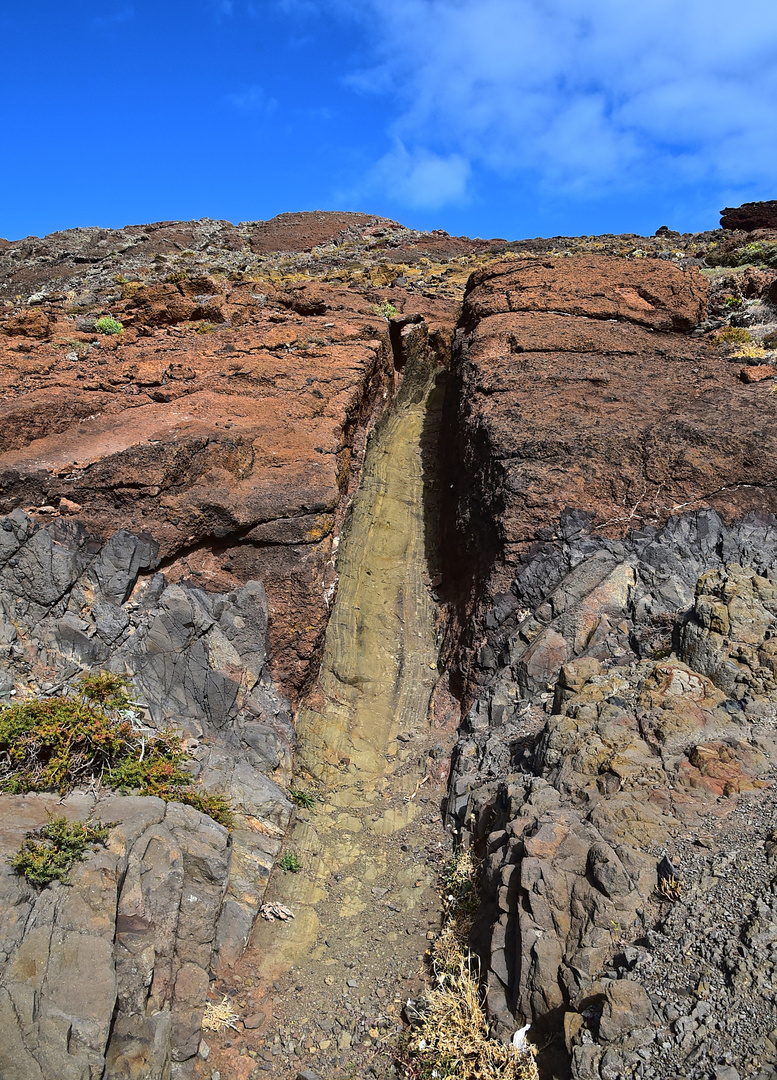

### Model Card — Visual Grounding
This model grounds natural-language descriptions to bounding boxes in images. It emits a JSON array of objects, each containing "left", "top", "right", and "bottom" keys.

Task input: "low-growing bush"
[
  {"left": 0, "top": 673, "right": 233, "bottom": 826},
  {"left": 708, "top": 241, "right": 777, "bottom": 269},
  {"left": 12, "top": 816, "right": 112, "bottom": 887},
  {"left": 732, "top": 343, "right": 767, "bottom": 360},
  {"left": 373, "top": 300, "right": 398, "bottom": 319},
  {"left": 279, "top": 851, "right": 302, "bottom": 873},
  {"left": 94, "top": 316, "right": 124, "bottom": 335},
  {"left": 713, "top": 326, "right": 751, "bottom": 346}
]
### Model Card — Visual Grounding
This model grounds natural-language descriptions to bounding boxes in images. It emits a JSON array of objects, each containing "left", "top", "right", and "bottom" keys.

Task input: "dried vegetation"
[{"left": 398, "top": 847, "right": 539, "bottom": 1080}]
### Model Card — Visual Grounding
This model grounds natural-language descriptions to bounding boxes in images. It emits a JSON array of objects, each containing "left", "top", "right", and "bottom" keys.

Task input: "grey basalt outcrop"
[
  {"left": 0, "top": 794, "right": 229, "bottom": 1080},
  {"left": 0, "top": 510, "right": 295, "bottom": 1077},
  {"left": 448, "top": 510, "right": 777, "bottom": 1078}
]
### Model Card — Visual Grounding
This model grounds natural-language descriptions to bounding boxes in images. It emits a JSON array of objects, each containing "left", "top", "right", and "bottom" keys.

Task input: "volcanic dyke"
[{"left": 1, "top": 208, "right": 777, "bottom": 1078}]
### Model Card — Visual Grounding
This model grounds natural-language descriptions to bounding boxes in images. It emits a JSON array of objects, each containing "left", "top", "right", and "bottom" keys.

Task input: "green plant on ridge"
[
  {"left": 12, "top": 816, "right": 113, "bottom": 888},
  {"left": 279, "top": 851, "right": 302, "bottom": 873},
  {"left": 373, "top": 300, "right": 398, "bottom": 319},
  {"left": 713, "top": 326, "right": 751, "bottom": 346},
  {"left": 94, "top": 316, "right": 124, "bottom": 335},
  {"left": 0, "top": 673, "right": 233, "bottom": 827},
  {"left": 289, "top": 788, "right": 316, "bottom": 810}
]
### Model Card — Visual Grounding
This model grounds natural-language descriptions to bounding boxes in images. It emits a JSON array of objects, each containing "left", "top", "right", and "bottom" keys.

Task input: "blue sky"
[{"left": 2, "top": 0, "right": 776, "bottom": 241}]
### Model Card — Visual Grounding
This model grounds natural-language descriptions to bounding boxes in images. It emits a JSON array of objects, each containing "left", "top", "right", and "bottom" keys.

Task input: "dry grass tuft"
[
  {"left": 404, "top": 946, "right": 538, "bottom": 1080},
  {"left": 399, "top": 846, "right": 539, "bottom": 1080},
  {"left": 657, "top": 876, "right": 682, "bottom": 902},
  {"left": 202, "top": 996, "right": 240, "bottom": 1033}
]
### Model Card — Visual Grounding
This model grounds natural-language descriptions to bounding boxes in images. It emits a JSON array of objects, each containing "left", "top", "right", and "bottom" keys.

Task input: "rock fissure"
[{"left": 2, "top": 209, "right": 777, "bottom": 1078}]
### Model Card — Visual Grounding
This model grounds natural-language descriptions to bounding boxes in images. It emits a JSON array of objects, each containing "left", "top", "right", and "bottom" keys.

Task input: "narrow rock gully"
[{"left": 201, "top": 351, "right": 456, "bottom": 1080}]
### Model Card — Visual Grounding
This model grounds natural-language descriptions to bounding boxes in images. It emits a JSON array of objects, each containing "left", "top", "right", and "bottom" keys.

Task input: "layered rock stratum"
[{"left": 0, "top": 206, "right": 776, "bottom": 1079}]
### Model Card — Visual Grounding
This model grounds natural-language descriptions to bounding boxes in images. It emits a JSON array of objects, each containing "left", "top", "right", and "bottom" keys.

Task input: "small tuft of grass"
[
  {"left": 279, "top": 851, "right": 302, "bottom": 873},
  {"left": 289, "top": 788, "right": 316, "bottom": 810},
  {"left": 12, "top": 816, "right": 113, "bottom": 888},
  {"left": 94, "top": 316, "right": 124, "bottom": 335}
]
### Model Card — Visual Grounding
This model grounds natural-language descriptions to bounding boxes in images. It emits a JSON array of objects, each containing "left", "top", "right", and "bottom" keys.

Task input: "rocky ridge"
[{"left": 1, "top": 206, "right": 777, "bottom": 1078}]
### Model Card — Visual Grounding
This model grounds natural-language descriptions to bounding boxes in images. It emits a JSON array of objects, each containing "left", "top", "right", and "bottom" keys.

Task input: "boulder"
[{"left": 721, "top": 201, "right": 777, "bottom": 232}]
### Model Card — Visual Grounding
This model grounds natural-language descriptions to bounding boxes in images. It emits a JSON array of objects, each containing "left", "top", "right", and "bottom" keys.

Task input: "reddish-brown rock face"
[
  {"left": 445, "top": 255, "right": 777, "bottom": 686},
  {"left": 721, "top": 200, "right": 777, "bottom": 231},
  {"left": 462, "top": 255, "right": 709, "bottom": 331},
  {"left": 0, "top": 271, "right": 456, "bottom": 698}
]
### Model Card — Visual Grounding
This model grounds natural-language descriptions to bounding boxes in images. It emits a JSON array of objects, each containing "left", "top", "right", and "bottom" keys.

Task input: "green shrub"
[
  {"left": 94, "top": 316, "right": 124, "bottom": 335},
  {"left": 708, "top": 241, "right": 777, "bottom": 269},
  {"left": 279, "top": 851, "right": 302, "bottom": 873},
  {"left": 12, "top": 816, "right": 112, "bottom": 887},
  {"left": 723, "top": 295, "right": 743, "bottom": 310},
  {"left": 289, "top": 788, "right": 316, "bottom": 810},
  {"left": 735, "top": 242, "right": 777, "bottom": 269},
  {"left": 713, "top": 326, "right": 751, "bottom": 346},
  {"left": 0, "top": 674, "right": 232, "bottom": 827},
  {"left": 373, "top": 300, "right": 398, "bottom": 319}
]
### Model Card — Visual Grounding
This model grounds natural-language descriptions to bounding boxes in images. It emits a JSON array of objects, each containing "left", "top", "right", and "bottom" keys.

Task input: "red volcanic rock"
[
  {"left": 244, "top": 211, "right": 386, "bottom": 253},
  {"left": 0, "top": 282, "right": 399, "bottom": 699},
  {"left": 721, "top": 200, "right": 777, "bottom": 232},
  {"left": 740, "top": 364, "right": 777, "bottom": 383},
  {"left": 462, "top": 255, "right": 708, "bottom": 332},
  {"left": 446, "top": 256, "right": 777, "bottom": 636}
]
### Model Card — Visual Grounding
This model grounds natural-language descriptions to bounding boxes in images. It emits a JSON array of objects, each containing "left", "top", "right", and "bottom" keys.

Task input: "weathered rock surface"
[
  {"left": 0, "top": 212, "right": 465, "bottom": 699},
  {"left": 444, "top": 255, "right": 777, "bottom": 698},
  {"left": 721, "top": 201, "right": 777, "bottom": 232},
  {"left": 0, "top": 792, "right": 229, "bottom": 1080},
  {"left": 0, "top": 510, "right": 298, "bottom": 1075},
  {"left": 0, "top": 508, "right": 297, "bottom": 956},
  {"left": 3, "top": 203, "right": 777, "bottom": 1079},
  {"left": 447, "top": 511, "right": 777, "bottom": 1078},
  {"left": 0, "top": 280, "right": 396, "bottom": 699}
]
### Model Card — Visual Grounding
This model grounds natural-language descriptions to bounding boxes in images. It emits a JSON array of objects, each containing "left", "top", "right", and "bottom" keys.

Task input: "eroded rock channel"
[
  {"left": 2, "top": 208, "right": 777, "bottom": 1079},
  {"left": 200, "top": 351, "right": 454, "bottom": 1079}
]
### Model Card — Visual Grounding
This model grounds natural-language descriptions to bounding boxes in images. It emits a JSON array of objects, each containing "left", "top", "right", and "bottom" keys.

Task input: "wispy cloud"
[
  {"left": 359, "top": 143, "right": 471, "bottom": 210},
  {"left": 92, "top": 6, "right": 134, "bottom": 29},
  {"left": 325, "top": 0, "right": 777, "bottom": 208},
  {"left": 224, "top": 84, "right": 278, "bottom": 113},
  {"left": 210, "top": 0, "right": 234, "bottom": 20}
]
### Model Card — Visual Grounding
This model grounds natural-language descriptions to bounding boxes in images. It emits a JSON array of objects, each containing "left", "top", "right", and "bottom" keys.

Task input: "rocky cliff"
[
  {"left": 443, "top": 226, "right": 777, "bottom": 1080},
  {"left": 0, "top": 206, "right": 776, "bottom": 1079}
]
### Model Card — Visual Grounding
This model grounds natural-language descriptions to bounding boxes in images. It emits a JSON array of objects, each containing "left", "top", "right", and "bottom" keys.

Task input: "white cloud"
[
  {"left": 328, "top": 0, "right": 777, "bottom": 206},
  {"left": 366, "top": 143, "right": 471, "bottom": 209},
  {"left": 224, "top": 84, "right": 278, "bottom": 113}
]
